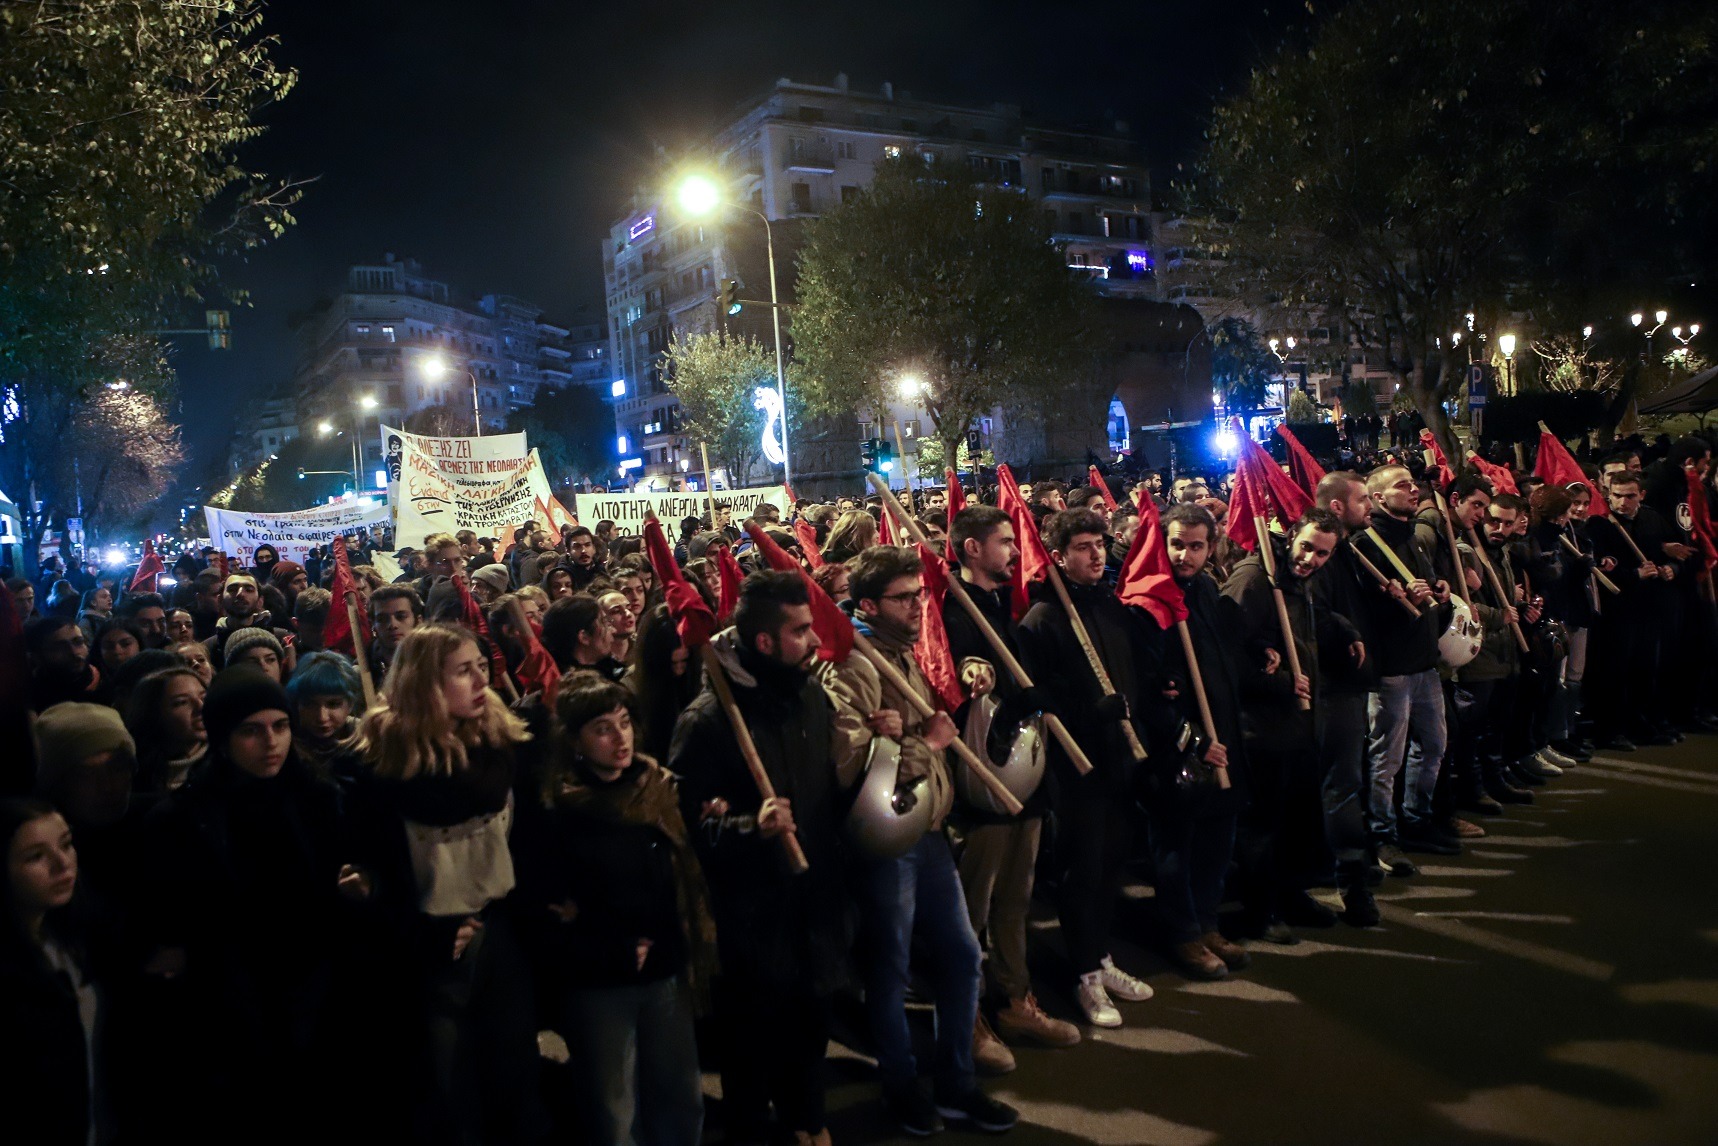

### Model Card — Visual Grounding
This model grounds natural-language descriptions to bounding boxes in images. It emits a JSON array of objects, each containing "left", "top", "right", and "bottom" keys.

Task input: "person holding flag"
[{"left": 1017, "top": 507, "right": 1157, "bottom": 1027}]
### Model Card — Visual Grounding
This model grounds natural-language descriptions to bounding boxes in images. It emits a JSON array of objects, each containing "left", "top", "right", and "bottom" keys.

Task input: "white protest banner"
[
  {"left": 395, "top": 442, "right": 557, "bottom": 544},
  {"left": 573, "top": 485, "right": 789, "bottom": 531},
  {"left": 381, "top": 424, "right": 528, "bottom": 498},
  {"left": 204, "top": 499, "right": 391, "bottom": 567}
]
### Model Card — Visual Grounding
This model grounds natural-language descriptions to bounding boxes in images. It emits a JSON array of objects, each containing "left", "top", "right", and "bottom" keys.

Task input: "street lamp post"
[
  {"left": 677, "top": 174, "right": 791, "bottom": 488},
  {"left": 1498, "top": 333, "right": 1517, "bottom": 396},
  {"left": 1631, "top": 309, "right": 1669, "bottom": 365},
  {"left": 420, "top": 352, "right": 483, "bottom": 436},
  {"left": 318, "top": 394, "right": 380, "bottom": 493}
]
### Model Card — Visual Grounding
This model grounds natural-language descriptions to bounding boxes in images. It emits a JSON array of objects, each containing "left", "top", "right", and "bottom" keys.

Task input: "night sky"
[{"left": 175, "top": 0, "right": 1317, "bottom": 485}]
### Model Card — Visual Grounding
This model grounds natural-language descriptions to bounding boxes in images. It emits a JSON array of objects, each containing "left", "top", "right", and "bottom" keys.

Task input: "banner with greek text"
[
  {"left": 573, "top": 485, "right": 789, "bottom": 531},
  {"left": 395, "top": 441, "right": 558, "bottom": 545},
  {"left": 203, "top": 499, "right": 391, "bottom": 567},
  {"left": 380, "top": 424, "right": 529, "bottom": 500}
]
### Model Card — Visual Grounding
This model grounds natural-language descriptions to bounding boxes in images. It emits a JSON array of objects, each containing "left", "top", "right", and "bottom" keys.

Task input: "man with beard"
[
  {"left": 118, "top": 591, "right": 170, "bottom": 649},
  {"left": 1220, "top": 511, "right": 1342, "bottom": 942},
  {"left": 670, "top": 572, "right": 854, "bottom": 1146},
  {"left": 203, "top": 574, "right": 290, "bottom": 669},
  {"left": 1017, "top": 509, "right": 1156, "bottom": 1026},
  {"left": 945, "top": 507, "right": 1078, "bottom": 1067},
  {"left": 25, "top": 615, "right": 105, "bottom": 710},
  {"left": 1353, "top": 465, "right": 1453, "bottom": 875},
  {"left": 1307, "top": 472, "right": 1381, "bottom": 924},
  {"left": 823, "top": 546, "right": 1016, "bottom": 1137},
  {"left": 367, "top": 585, "right": 423, "bottom": 691},
  {"left": 562, "top": 525, "right": 607, "bottom": 592}
]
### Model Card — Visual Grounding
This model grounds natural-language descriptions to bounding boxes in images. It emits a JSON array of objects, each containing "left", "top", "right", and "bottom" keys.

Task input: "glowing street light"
[
  {"left": 317, "top": 421, "right": 334, "bottom": 435},
  {"left": 676, "top": 174, "right": 722, "bottom": 217},
  {"left": 1499, "top": 333, "right": 1517, "bottom": 395},
  {"left": 418, "top": 350, "right": 482, "bottom": 436},
  {"left": 899, "top": 374, "right": 925, "bottom": 400}
]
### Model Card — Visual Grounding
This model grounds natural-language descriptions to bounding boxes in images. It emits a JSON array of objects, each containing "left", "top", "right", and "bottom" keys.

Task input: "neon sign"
[{"left": 628, "top": 215, "right": 655, "bottom": 241}]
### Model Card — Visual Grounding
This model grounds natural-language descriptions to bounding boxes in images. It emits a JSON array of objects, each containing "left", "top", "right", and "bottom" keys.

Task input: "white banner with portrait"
[
  {"left": 572, "top": 485, "right": 789, "bottom": 531},
  {"left": 203, "top": 499, "right": 391, "bottom": 567},
  {"left": 394, "top": 441, "right": 559, "bottom": 545},
  {"left": 380, "top": 423, "right": 529, "bottom": 501}
]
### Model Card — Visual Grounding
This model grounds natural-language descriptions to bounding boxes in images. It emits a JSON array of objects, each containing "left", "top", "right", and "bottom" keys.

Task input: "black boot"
[{"left": 1483, "top": 763, "right": 1534, "bottom": 805}]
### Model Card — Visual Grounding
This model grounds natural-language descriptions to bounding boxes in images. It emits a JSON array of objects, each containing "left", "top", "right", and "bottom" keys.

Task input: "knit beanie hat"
[
  {"left": 203, "top": 666, "right": 293, "bottom": 749},
  {"left": 223, "top": 626, "right": 285, "bottom": 666},
  {"left": 471, "top": 564, "right": 511, "bottom": 596},
  {"left": 687, "top": 531, "right": 726, "bottom": 560},
  {"left": 35, "top": 702, "right": 136, "bottom": 772}
]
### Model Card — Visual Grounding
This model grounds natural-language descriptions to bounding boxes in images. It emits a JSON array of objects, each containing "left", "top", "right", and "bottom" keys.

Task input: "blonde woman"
[
  {"left": 821, "top": 508, "right": 879, "bottom": 564},
  {"left": 342, "top": 623, "right": 547, "bottom": 1144}
]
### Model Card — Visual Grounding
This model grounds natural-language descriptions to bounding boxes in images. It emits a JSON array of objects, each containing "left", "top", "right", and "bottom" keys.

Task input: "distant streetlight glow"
[
  {"left": 1498, "top": 333, "right": 1517, "bottom": 359},
  {"left": 1631, "top": 313, "right": 1644, "bottom": 327},
  {"left": 317, "top": 421, "right": 334, "bottom": 435},
  {"left": 420, "top": 352, "right": 450, "bottom": 381},
  {"left": 899, "top": 374, "right": 925, "bottom": 399},
  {"left": 360, "top": 395, "right": 379, "bottom": 410},
  {"left": 677, "top": 174, "right": 722, "bottom": 217},
  {"left": 1656, "top": 309, "right": 1669, "bottom": 325}
]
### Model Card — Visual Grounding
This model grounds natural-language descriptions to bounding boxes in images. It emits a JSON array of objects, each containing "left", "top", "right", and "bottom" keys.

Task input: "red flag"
[
  {"left": 451, "top": 571, "right": 511, "bottom": 691},
  {"left": 914, "top": 541, "right": 963, "bottom": 710},
  {"left": 1419, "top": 429, "right": 1456, "bottom": 490},
  {"left": 643, "top": 515, "right": 716, "bottom": 652},
  {"left": 782, "top": 481, "right": 798, "bottom": 508},
  {"left": 1533, "top": 429, "right": 1607, "bottom": 517},
  {"left": 1088, "top": 466, "right": 1120, "bottom": 512},
  {"left": 1117, "top": 490, "right": 1189, "bottom": 630},
  {"left": 744, "top": 521, "right": 854, "bottom": 662},
  {"left": 995, "top": 464, "right": 1052, "bottom": 620},
  {"left": 716, "top": 543, "right": 744, "bottom": 621},
  {"left": 1227, "top": 420, "right": 1313, "bottom": 552},
  {"left": 509, "top": 601, "right": 561, "bottom": 703},
  {"left": 1686, "top": 466, "right": 1718, "bottom": 571},
  {"left": 322, "top": 537, "right": 371, "bottom": 658},
  {"left": 211, "top": 551, "right": 229, "bottom": 581},
  {"left": 1274, "top": 424, "right": 1327, "bottom": 497},
  {"left": 1466, "top": 451, "right": 1519, "bottom": 496},
  {"left": 877, "top": 504, "right": 895, "bottom": 546},
  {"left": 945, "top": 470, "right": 967, "bottom": 515},
  {"left": 130, "top": 539, "right": 164, "bottom": 593},
  {"left": 793, "top": 519, "right": 824, "bottom": 569}
]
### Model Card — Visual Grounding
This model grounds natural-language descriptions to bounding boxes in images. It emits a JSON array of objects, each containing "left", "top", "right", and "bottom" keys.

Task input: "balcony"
[{"left": 783, "top": 142, "right": 837, "bottom": 173}]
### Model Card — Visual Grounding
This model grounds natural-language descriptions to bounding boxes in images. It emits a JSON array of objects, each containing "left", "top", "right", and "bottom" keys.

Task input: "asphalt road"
[{"left": 706, "top": 735, "right": 1718, "bottom": 1145}]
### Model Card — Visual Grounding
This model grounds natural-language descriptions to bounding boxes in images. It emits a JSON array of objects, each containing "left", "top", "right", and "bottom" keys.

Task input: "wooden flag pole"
[
  {"left": 1432, "top": 492, "right": 1473, "bottom": 607},
  {"left": 1252, "top": 515, "right": 1311, "bottom": 712},
  {"left": 1350, "top": 547, "right": 1423, "bottom": 617},
  {"left": 699, "top": 442, "right": 718, "bottom": 531},
  {"left": 1045, "top": 563, "right": 1149, "bottom": 760},
  {"left": 1465, "top": 527, "right": 1531, "bottom": 652},
  {"left": 697, "top": 645, "right": 811, "bottom": 874},
  {"left": 865, "top": 472, "right": 1094, "bottom": 776},
  {"left": 851, "top": 631, "right": 1025, "bottom": 816},
  {"left": 1174, "top": 621, "right": 1230, "bottom": 790},
  {"left": 1603, "top": 514, "right": 1653, "bottom": 567},
  {"left": 345, "top": 593, "right": 378, "bottom": 709},
  {"left": 1560, "top": 534, "right": 1618, "bottom": 594}
]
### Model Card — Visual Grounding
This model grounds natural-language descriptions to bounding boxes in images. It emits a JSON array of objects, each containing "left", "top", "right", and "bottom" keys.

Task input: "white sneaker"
[
  {"left": 1098, "top": 955, "right": 1154, "bottom": 1002},
  {"left": 1532, "top": 750, "right": 1565, "bottom": 776},
  {"left": 1541, "top": 745, "right": 1577, "bottom": 769},
  {"left": 1078, "top": 972, "right": 1122, "bottom": 1027}
]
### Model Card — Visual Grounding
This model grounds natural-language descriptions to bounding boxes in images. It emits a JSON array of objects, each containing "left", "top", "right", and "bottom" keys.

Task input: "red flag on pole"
[
  {"left": 1466, "top": 451, "right": 1519, "bottom": 496},
  {"left": 782, "top": 482, "right": 798, "bottom": 509},
  {"left": 1686, "top": 467, "right": 1718, "bottom": 571},
  {"left": 914, "top": 541, "right": 963, "bottom": 711},
  {"left": 877, "top": 504, "right": 895, "bottom": 546},
  {"left": 1117, "top": 490, "right": 1189, "bottom": 629},
  {"left": 744, "top": 521, "right": 854, "bottom": 662},
  {"left": 323, "top": 537, "right": 370, "bottom": 657},
  {"left": 1419, "top": 429, "right": 1456, "bottom": 490},
  {"left": 1274, "top": 424, "right": 1327, "bottom": 497},
  {"left": 1532, "top": 428, "right": 1606, "bottom": 517},
  {"left": 1088, "top": 466, "right": 1120, "bottom": 512},
  {"left": 793, "top": 519, "right": 824, "bottom": 568},
  {"left": 129, "top": 539, "right": 164, "bottom": 593},
  {"left": 995, "top": 463, "right": 1052, "bottom": 620},
  {"left": 716, "top": 543, "right": 744, "bottom": 621},
  {"left": 1227, "top": 419, "right": 1313, "bottom": 552},
  {"left": 643, "top": 515, "right": 716, "bottom": 652},
  {"left": 211, "top": 551, "right": 229, "bottom": 581},
  {"left": 945, "top": 469, "right": 967, "bottom": 515}
]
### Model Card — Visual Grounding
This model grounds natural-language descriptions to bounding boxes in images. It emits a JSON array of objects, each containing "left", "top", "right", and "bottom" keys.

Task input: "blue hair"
[{"left": 285, "top": 650, "right": 365, "bottom": 711}]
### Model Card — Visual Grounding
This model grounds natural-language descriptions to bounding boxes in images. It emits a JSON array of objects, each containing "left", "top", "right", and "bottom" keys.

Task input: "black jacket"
[
  {"left": 1590, "top": 507, "right": 1674, "bottom": 620},
  {"left": 1310, "top": 540, "right": 1383, "bottom": 695},
  {"left": 1352, "top": 511, "right": 1449, "bottom": 677},
  {"left": 1219, "top": 545, "right": 1320, "bottom": 752}
]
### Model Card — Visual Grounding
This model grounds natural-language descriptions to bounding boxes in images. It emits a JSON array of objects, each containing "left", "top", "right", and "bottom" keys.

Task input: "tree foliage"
[
  {"left": 208, "top": 433, "right": 350, "bottom": 513},
  {"left": 57, "top": 380, "right": 185, "bottom": 539},
  {"left": 0, "top": 0, "right": 303, "bottom": 561},
  {"left": 792, "top": 156, "right": 1096, "bottom": 469},
  {"left": 1192, "top": 0, "right": 1718, "bottom": 459},
  {"left": 1209, "top": 317, "right": 1275, "bottom": 416},
  {"left": 512, "top": 383, "right": 616, "bottom": 489},
  {"left": 663, "top": 331, "right": 793, "bottom": 486}
]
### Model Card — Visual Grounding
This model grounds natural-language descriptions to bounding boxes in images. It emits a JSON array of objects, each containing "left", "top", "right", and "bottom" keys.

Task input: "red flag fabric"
[
  {"left": 782, "top": 481, "right": 798, "bottom": 508},
  {"left": 1227, "top": 420, "right": 1314, "bottom": 553},
  {"left": 1088, "top": 466, "right": 1120, "bottom": 512},
  {"left": 1686, "top": 466, "right": 1718, "bottom": 571},
  {"left": 995, "top": 464, "right": 1052, "bottom": 620},
  {"left": 1533, "top": 429, "right": 1607, "bottom": 517},
  {"left": 510, "top": 603, "right": 561, "bottom": 702},
  {"left": 1466, "top": 451, "right": 1519, "bottom": 496},
  {"left": 643, "top": 515, "right": 716, "bottom": 651},
  {"left": 877, "top": 504, "right": 895, "bottom": 546},
  {"left": 1418, "top": 429, "right": 1456, "bottom": 490},
  {"left": 793, "top": 520, "right": 824, "bottom": 569},
  {"left": 1117, "top": 489, "right": 1189, "bottom": 629},
  {"left": 130, "top": 539, "right": 164, "bottom": 593},
  {"left": 945, "top": 470, "right": 967, "bottom": 515},
  {"left": 716, "top": 543, "right": 744, "bottom": 621},
  {"left": 1274, "top": 424, "right": 1327, "bottom": 497},
  {"left": 744, "top": 521, "right": 854, "bottom": 663},
  {"left": 452, "top": 571, "right": 511, "bottom": 691},
  {"left": 914, "top": 541, "right": 963, "bottom": 711},
  {"left": 322, "top": 537, "right": 370, "bottom": 658},
  {"left": 211, "top": 552, "right": 229, "bottom": 581}
]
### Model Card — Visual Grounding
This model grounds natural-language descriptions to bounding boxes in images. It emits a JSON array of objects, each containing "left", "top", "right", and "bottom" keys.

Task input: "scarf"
[{"left": 552, "top": 757, "right": 720, "bottom": 1009}]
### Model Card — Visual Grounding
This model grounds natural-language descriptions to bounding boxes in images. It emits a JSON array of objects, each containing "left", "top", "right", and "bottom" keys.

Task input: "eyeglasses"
[{"left": 879, "top": 589, "right": 927, "bottom": 605}]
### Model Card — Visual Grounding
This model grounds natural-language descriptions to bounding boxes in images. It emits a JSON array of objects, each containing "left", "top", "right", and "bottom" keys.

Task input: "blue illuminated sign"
[
  {"left": 628, "top": 215, "right": 655, "bottom": 241},
  {"left": 1126, "top": 250, "right": 1153, "bottom": 273}
]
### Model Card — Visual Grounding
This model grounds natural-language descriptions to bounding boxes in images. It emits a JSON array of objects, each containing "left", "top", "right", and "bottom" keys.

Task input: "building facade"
[{"left": 603, "top": 74, "right": 1155, "bottom": 488}]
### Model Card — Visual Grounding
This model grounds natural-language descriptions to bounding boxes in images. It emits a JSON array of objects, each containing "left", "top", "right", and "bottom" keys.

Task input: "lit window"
[
  {"left": 355, "top": 323, "right": 371, "bottom": 334},
  {"left": 382, "top": 325, "right": 395, "bottom": 342},
  {"left": 884, "top": 145, "right": 902, "bottom": 159}
]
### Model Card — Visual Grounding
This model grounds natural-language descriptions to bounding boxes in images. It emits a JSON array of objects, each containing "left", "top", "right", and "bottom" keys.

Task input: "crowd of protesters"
[{"left": 5, "top": 423, "right": 1715, "bottom": 1146}]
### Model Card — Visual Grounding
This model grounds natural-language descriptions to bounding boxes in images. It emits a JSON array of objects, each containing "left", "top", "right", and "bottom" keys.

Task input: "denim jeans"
[
  {"left": 1366, "top": 670, "right": 1448, "bottom": 841},
  {"left": 558, "top": 976, "right": 704, "bottom": 1146},
  {"left": 1147, "top": 809, "right": 1238, "bottom": 945},
  {"left": 857, "top": 831, "right": 982, "bottom": 1098}
]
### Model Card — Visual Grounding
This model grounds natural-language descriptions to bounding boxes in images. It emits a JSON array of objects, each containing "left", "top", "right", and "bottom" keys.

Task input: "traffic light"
[
  {"left": 877, "top": 439, "right": 896, "bottom": 474},
  {"left": 206, "top": 309, "right": 231, "bottom": 350},
  {"left": 859, "top": 437, "right": 878, "bottom": 470},
  {"left": 297, "top": 467, "right": 306, "bottom": 480},
  {"left": 717, "top": 279, "right": 741, "bottom": 316}
]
